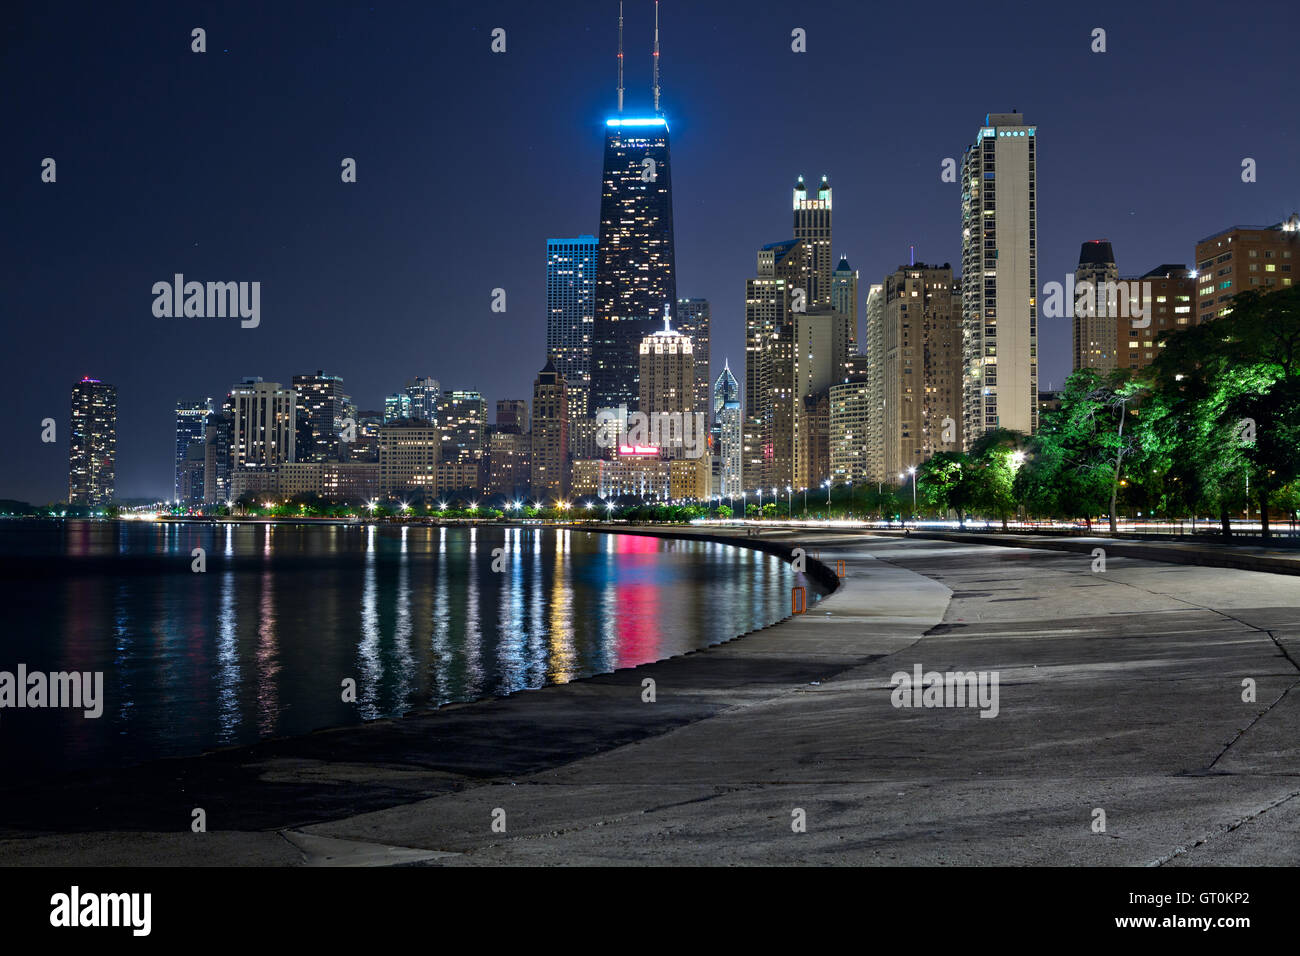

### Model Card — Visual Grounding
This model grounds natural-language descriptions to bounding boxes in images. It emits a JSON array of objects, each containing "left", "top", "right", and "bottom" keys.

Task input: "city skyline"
[{"left": 5, "top": 0, "right": 1299, "bottom": 501}]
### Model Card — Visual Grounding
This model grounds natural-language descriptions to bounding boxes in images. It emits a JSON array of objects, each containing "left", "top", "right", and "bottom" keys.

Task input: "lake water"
[{"left": 1, "top": 520, "right": 825, "bottom": 774}]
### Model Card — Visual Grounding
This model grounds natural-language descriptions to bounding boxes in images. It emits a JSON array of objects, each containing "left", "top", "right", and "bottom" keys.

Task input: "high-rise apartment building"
[
  {"left": 1073, "top": 241, "right": 1120, "bottom": 372},
  {"left": 1195, "top": 214, "right": 1299, "bottom": 323},
  {"left": 675, "top": 297, "right": 711, "bottom": 416},
  {"left": 175, "top": 398, "right": 213, "bottom": 500},
  {"left": 68, "top": 377, "right": 116, "bottom": 506},
  {"left": 230, "top": 378, "right": 296, "bottom": 469},
  {"left": 877, "top": 264, "right": 963, "bottom": 479},
  {"left": 531, "top": 357, "right": 569, "bottom": 501},
  {"left": 829, "top": 377, "right": 871, "bottom": 483},
  {"left": 864, "top": 284, "right": 885, "bottom": 482},
  {"left": 960, "top": 112, "right": 1038, "bottom": 446}
]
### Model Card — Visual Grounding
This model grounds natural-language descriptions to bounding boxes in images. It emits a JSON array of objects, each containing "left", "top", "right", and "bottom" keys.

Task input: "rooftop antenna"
[
  {"left": 910, "top": 245, "right": 915, "bottom": 267},
  {"left": 652, "top": 1, "right": 661, "bottom": 114},
  {"left": 617, "top": 2, "right": 624, "bottom": 113}
]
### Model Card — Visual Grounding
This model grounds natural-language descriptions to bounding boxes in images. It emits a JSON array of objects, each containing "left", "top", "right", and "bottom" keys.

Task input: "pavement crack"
[{"left": 1149, "top": 787, "right": 1300, "bottom": 867}]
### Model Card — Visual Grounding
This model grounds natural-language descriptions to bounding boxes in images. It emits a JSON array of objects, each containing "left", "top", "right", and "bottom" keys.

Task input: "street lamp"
[
  {"left": 823, "top": 478, "right": 831, "bottom": 507},
  {"left": 786, "top": 484, "right": 792, "bottom": 518}
]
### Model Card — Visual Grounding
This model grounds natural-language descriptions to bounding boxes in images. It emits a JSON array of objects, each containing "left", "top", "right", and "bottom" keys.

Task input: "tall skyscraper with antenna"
[{"left": 592, "top": 1, "right": 678, "bottom": 416}]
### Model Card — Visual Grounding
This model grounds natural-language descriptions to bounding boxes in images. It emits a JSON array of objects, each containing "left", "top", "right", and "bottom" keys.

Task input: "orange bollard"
[
  {"left": 836, "top": 559, "right": 846, "bottom": 578},
  {"left": 792, "top": 586, "right": 807, "bottom": 614}
]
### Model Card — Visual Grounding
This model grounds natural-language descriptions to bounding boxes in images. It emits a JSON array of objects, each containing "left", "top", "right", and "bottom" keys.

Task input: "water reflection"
[{"left": 1, "top": 520, "right": 823, "bottom": 773}]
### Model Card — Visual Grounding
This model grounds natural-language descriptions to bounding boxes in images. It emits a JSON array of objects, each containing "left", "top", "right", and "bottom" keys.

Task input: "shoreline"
[{"left": 0, "top": 525, "right": 840, "bottom": 843}]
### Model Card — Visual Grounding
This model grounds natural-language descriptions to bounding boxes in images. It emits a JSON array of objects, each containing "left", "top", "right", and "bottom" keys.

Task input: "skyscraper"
[
  {"left": 531, "top": 357, "right": 569, "bottom": 501},
  {"left": 712, "top": 361, "right": 739, "bottom": 419},
  {"left": 68, "top": 377, "right": 116, "bottom": 506},
  {"left": 961, "top": 112, "right": 1038, "bottom": 446},
  {"left": 175, "top": 398, "right": 213, "bottom": 500},
  {"left": 547, "top": 236, "right": 598, "bottom": 419},
  {"left": 203, "top": 405, "right": 232, "bottom": 504},
  {"left": 864, "top": 283, "right": 885, "bottom": 482},
  {"left": 230, "top": 378, "right": 297, "bottom": 469},
  {"left": 592, "top": 9, "right": 677, "bottom": 414},
  {"left": 638, "top": 312, "right": 695, "bottom": 459},
  {"left": 292, "top": 371, "right": 346, "bottom": 460},
  {"left": 877, "top": 263, "right": 963, "bottom": 480},
  {"left": 831, "top": 255, "right": 860, "bottom": 371},
  {"left": 675, "top": 297, "right": 711, "bottom": 416},
  {"left": 1073, "top": 241, "right": 1120, "bottom": 372},
  {"left": 793, "top": 175, "right": 833, "bottom": 308},
  {"left": 718, "top": 400, "right": 742, "bottom": 498}
]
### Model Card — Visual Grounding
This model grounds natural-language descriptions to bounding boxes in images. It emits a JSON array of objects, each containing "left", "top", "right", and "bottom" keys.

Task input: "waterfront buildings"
[
  {"left": 377, "top": 421, "right": 440, "bottom": 503},
  {"left": 230, "top": 378, "right": 297, "bottom": 469},
  {"left": 829, "top": 377, "right": 870, "bottom": 483},
  {"left": 68, "top": 377, "right": 117, "bottom": 506},
  {"left": 876, "top": 263, "right": 963, "bottom": 478},
  {"left": 960, "top": 112, "right": 1038, "bottom": 447},
  {"left": 292, "top": 371, "right": 347, "bottom": 461},
  {"left": 174, "top": 398, "right": 212, "bottom": 502}
]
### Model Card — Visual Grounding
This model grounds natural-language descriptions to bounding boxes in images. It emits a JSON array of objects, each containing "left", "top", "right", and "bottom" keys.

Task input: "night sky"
[{"left": 3, "top": 0, "right": 1298, "bottom": 502}]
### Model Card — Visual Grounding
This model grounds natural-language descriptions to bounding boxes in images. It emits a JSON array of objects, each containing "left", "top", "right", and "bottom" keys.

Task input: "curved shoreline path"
[{"left": 2, "top": 529, "right": 1298, "bottom": 866}]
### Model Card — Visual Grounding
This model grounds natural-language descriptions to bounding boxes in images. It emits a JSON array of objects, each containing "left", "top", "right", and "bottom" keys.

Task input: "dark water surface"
[{"left": 1, "top": 520, "right": 824, "bottom": 774}]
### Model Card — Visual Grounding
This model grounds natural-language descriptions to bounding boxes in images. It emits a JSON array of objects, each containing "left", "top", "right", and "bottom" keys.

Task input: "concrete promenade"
[{"left": 1, "top": 528, "right": 1297, "bottom": 866}]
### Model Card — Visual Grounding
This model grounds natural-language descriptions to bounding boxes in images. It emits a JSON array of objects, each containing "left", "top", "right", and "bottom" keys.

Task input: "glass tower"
[{"left": 592, "top": 117, "right": 677, "bottom": 415}]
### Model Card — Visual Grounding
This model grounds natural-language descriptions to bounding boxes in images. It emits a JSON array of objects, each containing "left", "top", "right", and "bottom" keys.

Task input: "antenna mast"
[
  {"left": 652, "top": 1, "right": 661, "bottom": 114},
  {"left": 617, "top": 2, "right": 624, "bottom": 113}
]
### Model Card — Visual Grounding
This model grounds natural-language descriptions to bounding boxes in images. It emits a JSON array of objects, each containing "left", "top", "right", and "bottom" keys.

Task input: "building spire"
[
  {"left": 616, "top": 2, "right": 624, "bottom": 113},
  {"left": 652, "top": 1, "right": 661, "bottom": 114}
]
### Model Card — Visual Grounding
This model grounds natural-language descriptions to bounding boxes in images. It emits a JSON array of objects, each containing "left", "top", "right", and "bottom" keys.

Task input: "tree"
[
  {"left": 967, "top": 428, "right": 1026, "bottom": 529},
  {"left": 918, "top": 452, "right": 975, "bottom": 527}
]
